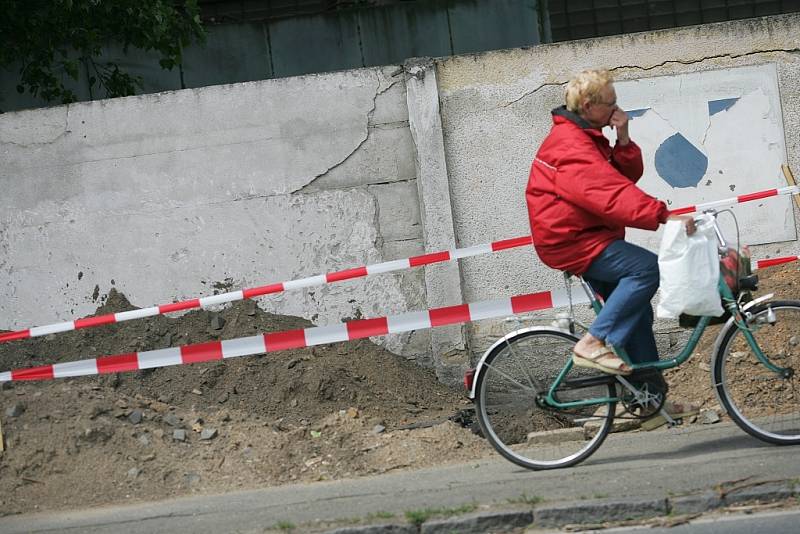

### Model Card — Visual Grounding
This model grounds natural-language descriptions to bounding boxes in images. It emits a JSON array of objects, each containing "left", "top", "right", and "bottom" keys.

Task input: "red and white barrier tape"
[
  {"left": 1, "top": 250, "right": 797, "bottom": 383},
  {"left": 0, "top": 184, "right": 797, "bottom": 345},
  {"left": 755, "top": 256, "right": 799, "bottom": 269},
  {"left": 666, "top": 185, "right": 799, "bottom": 215},
  {"left": 0, "top": 235, "right": 533, "bottom": 344},
  {"left": 0, "top": 288, "right": 583, "bottom": 382}
]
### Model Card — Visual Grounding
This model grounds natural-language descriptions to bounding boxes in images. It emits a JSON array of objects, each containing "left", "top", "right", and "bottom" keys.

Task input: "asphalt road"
[{"left": 2, "top": 420, "right": 799, "bottom": 533}]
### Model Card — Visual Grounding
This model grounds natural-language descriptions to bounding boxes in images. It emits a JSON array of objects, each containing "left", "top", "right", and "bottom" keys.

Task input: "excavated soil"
[
  {"left": 0, "top": 263, "right": 798, "bottom": 515},
  {"left": 0, "top": 292, "right": 489, "bottom": 515}
]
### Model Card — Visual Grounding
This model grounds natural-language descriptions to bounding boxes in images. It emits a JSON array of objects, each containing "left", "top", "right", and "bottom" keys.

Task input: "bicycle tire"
[
  {"left": 713, "top": 300, "right": 800, "bottom": 445},
  {"left": 474, "top": 328, "right": 615, "bottom": 470}
]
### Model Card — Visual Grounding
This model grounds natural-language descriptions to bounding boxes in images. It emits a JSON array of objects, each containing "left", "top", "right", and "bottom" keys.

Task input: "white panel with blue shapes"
[{"left": 605, "top": 64, "right": 794, "bottom": 248}]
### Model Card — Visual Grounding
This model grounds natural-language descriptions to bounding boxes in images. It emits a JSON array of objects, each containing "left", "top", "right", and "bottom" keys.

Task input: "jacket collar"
[{"left": 551, "top": 105, "right": 595, "bottom": 130}]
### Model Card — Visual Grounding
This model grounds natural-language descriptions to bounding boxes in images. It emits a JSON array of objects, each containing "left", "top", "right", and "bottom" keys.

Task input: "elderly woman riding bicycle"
[{"left": 526, "top": 68, "right": 696, "bottom": 376}]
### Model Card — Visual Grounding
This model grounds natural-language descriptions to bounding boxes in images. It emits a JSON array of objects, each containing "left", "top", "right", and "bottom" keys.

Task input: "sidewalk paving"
[{"left": 2, "top": 421, "right": 799, "bottom": 533}]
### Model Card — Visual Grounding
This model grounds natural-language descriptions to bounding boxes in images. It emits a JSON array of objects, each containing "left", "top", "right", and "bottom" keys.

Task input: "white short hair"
[{"left": 565, "top": 69, "right": 613, "bottom": 112}]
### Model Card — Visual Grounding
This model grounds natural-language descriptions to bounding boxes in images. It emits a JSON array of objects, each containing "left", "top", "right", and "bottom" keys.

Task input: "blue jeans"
[{"left": 583, "top": 240, "right": 660, "bottom": 365}]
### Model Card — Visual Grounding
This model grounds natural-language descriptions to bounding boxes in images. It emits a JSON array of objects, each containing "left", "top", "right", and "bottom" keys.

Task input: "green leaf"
[
  {"left": 1, "top": 1, "right": 205, "bottom": 105},
  {"left": 64, "top": 60, "right": 79, "bottom": 80}
]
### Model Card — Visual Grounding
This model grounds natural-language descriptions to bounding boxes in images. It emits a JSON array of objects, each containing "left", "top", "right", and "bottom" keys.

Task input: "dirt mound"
[
  {"left": 0, "top": 293, "right": 488, "bottom": 515},
  {"left": 1, "top": 262, "right": 798, "bottom": 516}
]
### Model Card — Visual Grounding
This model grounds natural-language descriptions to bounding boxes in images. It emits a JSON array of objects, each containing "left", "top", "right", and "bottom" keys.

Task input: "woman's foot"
[{"left": 572, "top": 334, "right": 632, "bottom": 375}]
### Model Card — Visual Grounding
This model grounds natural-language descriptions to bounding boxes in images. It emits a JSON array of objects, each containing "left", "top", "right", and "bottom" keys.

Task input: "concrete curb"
[
  {"left": 533, "top": 496, "right": 668, "bottom": 527},
  {"left": 723, "top": 481, "right": 796, "bottom": 506},
  {"left": 669, "top": 490, "right": 724, "bottom": 515},
  {"left": 324, "top": 525, "right": 417, "bottom": 534},
  {"left": 420, "top": 510, "right": 533, "bottom": 533},
  {"left": 320, "top": 480, "right": 799, "bottom": 533}
]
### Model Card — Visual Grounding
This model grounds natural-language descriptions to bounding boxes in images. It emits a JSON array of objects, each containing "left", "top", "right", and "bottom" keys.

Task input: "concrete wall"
[
  {"left": 0, "top": 66, "right": 442, "bottom": 366},
  {"left": 2, "top": 14, "right": 800, "bottom": 386},
  {"left": 435, "top": 13, "right": 800, "bottom": 359}
]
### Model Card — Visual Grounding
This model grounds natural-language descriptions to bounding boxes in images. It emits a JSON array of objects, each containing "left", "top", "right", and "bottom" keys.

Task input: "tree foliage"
[{"left": 0, "top": 0, "right": 205, "bottom": 105}]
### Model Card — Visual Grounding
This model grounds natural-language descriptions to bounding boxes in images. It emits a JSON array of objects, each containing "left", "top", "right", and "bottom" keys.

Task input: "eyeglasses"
[{"left": 594, "top": 99, "right": 617, "bottom": 108}]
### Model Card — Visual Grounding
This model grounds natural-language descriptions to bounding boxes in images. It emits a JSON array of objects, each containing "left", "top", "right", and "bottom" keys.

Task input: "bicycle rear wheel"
[
  {"left": 713, "top": 300, "right": 800, "bottom": 444},
  {"left": 474, "top": 328, "right": 615, "bottom": 470}
]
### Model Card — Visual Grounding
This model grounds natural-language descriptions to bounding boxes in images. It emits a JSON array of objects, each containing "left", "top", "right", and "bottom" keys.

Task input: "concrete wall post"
[{"left": 404, "top": 58, "right": 468, "bottom": 386}]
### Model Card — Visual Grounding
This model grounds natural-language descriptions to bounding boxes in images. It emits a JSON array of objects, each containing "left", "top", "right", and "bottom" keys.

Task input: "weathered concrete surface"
[
  {"left": 0, "top": 66, "right": 431, "bottom": 361},
  {"left": 435, "top": 14, "right": 800, "bottom": 361},
  {"left": 405, "top": 58, "right": 468, "bottom": 383}
]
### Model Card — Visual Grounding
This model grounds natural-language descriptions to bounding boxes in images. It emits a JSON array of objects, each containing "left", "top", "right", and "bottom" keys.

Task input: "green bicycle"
[{"left": 467, "top": 209, "right": 800, "bottom": 470}]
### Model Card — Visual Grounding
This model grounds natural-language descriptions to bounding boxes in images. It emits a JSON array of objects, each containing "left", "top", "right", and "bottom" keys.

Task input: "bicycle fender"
[
  {"left": 468, "top": 326, "right": 569, "bottom": 400},
  {"left": 741, "top": 293, "right": 774, "bottom": 311}
]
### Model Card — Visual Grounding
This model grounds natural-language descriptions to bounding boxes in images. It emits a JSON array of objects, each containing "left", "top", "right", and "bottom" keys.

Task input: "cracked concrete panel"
[
  {"left": 368, "top": 70, "right": 410, "bottom": 126},
  {"left": 300, "top": 71, "right": 414, "bottom": 192},
  {"left": 0, "top": 64, "right": 430, "bottom": 362},
  {"left": 0, "top": 66, "right": 402, "bottom": 220},
  {"left": 368, "top": 181, "right": 421, "bottom": 242},
  {"left": 299, "top": 124, "right": 415, "bottom": 192},
  {"left": 0, "top": 188, "right": 426, "bottom": 357}
]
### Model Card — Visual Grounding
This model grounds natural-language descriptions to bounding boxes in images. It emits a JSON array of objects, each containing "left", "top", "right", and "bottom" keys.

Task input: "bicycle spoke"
[
  {"left": 502, "top": 335, "right": 540, "bottom": 392},
  {"left": 715, "top": 301, "right": 800, "bottom": 444},
  {"left": 475, "top": 329, "right": 614, "bottom": 470},
  {"left": 482, "top": 360, "right": 538, "bottom": 394}
]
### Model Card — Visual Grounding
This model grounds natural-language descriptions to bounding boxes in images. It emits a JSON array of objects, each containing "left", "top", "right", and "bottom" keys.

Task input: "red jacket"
[{"left": 526, "top": 107, "right": 669, "bottom": 274}]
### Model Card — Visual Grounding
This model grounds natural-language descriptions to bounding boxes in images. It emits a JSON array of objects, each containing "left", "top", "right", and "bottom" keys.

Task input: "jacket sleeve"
[
  {"left": 553, "top": 136, "right": 669, "bottom": 230},
  {"left": 611, "top": 140, "right": 644, "bottom": 182}
]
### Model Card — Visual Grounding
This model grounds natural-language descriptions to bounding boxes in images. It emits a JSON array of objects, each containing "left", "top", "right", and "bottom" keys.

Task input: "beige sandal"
[{"left": 572, "top": 346, "right": 632, "bottom": 375}]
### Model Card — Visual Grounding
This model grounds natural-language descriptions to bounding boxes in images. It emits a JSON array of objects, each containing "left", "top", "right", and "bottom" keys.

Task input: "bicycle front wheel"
[
  {"left": 713, "top": 300, "right": 800, "bottom": 444},
  {"left": 474, "top": 328, "right": 615, "bottom": 470}
]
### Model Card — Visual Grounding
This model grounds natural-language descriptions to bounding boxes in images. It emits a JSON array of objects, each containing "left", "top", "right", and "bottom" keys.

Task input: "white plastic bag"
[{"left": 656, "top": 213, "right": 724, "bottom": 319}]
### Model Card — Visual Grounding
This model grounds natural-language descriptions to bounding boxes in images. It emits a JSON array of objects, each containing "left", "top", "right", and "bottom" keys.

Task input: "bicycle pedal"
[{"left": 640, "top": 412, "right": 682, "bottom": 431}]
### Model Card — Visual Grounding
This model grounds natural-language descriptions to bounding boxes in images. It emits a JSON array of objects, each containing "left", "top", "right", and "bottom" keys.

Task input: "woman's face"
[{"left": 580, "top": 83, "right": 618, "bottom": 129}]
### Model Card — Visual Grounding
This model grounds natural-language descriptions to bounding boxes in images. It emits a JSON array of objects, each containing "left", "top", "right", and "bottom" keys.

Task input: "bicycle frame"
[{"left": 542, "top": 212, "right": 791, "bottom": 410}]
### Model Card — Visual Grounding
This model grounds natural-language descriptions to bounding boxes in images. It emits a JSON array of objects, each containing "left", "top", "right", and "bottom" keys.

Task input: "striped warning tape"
[
  {"left": 0, "top": 251, "right": 797, "bottom": 383},
  {"left": 0, "top": 287, "right": 583, "bottom": 382},
  {"left": 755, "top": 256, "right": 799, "bottom": 269},
  {"left": 0, "top": 184, "right": 797, "bottom": 345},
  {"left": 0, "top": 235, "right": 533, "bottom": 344},
  {"left": 666, "top": 185, "right": 799, "bottom": 215}
]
